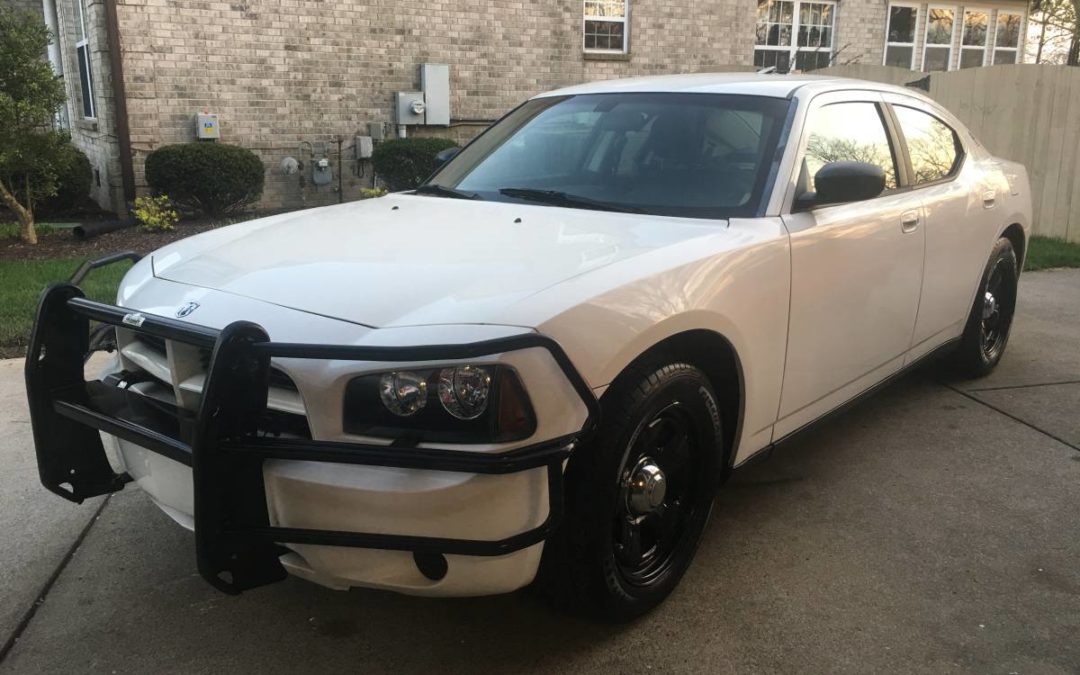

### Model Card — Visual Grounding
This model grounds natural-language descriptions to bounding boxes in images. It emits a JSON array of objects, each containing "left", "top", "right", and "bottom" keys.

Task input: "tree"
[
  {"left": 1030, "top": 0, "right": 1079, "bottom": 65},
  {"left": 0, "top": 7, "right": 68, "bottom": 244}
]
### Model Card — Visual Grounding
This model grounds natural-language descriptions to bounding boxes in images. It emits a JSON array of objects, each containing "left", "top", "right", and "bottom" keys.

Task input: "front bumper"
[{"left": 26, "top": 281, "right": 598, "bottom": 595}]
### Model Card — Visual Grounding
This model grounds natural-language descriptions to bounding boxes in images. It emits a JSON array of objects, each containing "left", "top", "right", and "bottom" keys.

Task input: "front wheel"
[
  {"left": 952, "top": 237, "right": 1019, "bottom": 377},
  {"left": 536, "top": 360, "right": 724, "bottom": 621}
]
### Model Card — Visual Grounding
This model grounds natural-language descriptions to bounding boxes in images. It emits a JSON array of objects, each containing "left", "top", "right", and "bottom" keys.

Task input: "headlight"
[
  {"left": 379, "top": 371, "right": 428, "bottom": 416},
  {"left": 344, "top": 365, "right": 535, "bottom": 443},
  {"left": 437, "top": 366, "right": 491, "bottom": 420}
]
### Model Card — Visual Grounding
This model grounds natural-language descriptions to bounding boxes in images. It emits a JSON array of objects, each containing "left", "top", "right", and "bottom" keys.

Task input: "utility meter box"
[
  {"left": 355, "top": 135, "right": 373, "bottom": 160},
  {"left": 196, "top": 112, "right": 220, "bottom": 140},
  {"left": 395, "top": 92, "right": 425, "bottom": 125},
  {"left": 420, "top": 64, "right": 450, "bottom": 126}
]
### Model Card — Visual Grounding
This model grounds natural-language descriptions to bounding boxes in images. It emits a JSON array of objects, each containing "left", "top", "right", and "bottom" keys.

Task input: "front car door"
[{"left": 775, "top": 91, "right": 925, "bottom": 438}]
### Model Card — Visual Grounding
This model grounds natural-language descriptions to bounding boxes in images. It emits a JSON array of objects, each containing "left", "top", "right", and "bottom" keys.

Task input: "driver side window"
[{"left": 800, "top": 101, "right": 899, "bottom": 194}]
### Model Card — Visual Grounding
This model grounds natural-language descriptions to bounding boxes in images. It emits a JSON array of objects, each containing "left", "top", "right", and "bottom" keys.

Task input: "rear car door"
[
  {"left": 881, "top": 93, "right": 987, "bottom": 360},
  {"left": 776, "top": 91, "right": 925, "bottom": 438}
]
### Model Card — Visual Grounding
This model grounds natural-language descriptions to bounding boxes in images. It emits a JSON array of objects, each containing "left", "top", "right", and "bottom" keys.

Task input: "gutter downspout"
[{"left": 102, "top": 0, "right": 135, "bottom": 211}]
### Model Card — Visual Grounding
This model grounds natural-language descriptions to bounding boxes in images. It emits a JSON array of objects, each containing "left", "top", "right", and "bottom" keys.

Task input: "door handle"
[
  {"left": 982, "top": 190, "right": 996, "bottom": 209},
  {"left": 900, "top": 210, "right": 920, "bottom": 233}
]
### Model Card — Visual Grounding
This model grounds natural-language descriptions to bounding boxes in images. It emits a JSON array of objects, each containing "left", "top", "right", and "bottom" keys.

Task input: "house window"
[
  {"left": 583, "top": 0, "right": 628, "bottom": 53},
  {"left": 754, "top": 0, "right": 836, "bottom": 72},
  {"left": 884, "top": 4, "right": 919, "bottom": 68},
  {"left": 74, "top": 0, "right": 95, "bottom": 118},
  {"left": 959, "top": 8, "right": 989, "bottom": 68},
  {"left": 922, "top": 6, "right": 956, "bottom": 71},
  {"left": 992, "top": 10, "right": 1023, "bottom": 64}
]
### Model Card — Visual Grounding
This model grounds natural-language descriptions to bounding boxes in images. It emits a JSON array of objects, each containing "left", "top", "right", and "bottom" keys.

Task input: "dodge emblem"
[{"left": 176, "top": 301, "right": 200, "bottom": 319}]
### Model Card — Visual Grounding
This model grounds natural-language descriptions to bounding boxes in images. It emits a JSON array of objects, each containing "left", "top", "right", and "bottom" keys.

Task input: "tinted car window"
[
  {"left": 893, "top": 105, "right": 963, "bottom": 184},
  {"left": 802, "top": 101, "right": 898, "bottom": 193},
  {"left": 428, "top": 93, "right": 792, "bottom": 219}
]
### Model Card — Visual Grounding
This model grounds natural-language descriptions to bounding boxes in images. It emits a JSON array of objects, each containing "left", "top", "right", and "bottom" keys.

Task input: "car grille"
[{"left": 115, "top": 328, "right": 310, "bottom": 438}]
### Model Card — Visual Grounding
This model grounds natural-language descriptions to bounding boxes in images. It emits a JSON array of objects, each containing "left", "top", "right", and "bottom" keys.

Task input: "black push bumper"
[{"left": 26, "top": 277, "right": 599, "bottom": 594}]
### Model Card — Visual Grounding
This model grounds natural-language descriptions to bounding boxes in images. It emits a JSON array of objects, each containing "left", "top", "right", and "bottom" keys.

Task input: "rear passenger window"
[
  {"left": 802, "top": 102, "right": 899, "bottom": 193},
  {"left": 893, "top": 106, "right": 963, "bottom": 185}
]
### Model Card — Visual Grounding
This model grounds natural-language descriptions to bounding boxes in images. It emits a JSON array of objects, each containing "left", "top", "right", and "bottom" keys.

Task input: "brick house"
[{"left": 19, "top": 0, "right": 1029, "bottom": 214}]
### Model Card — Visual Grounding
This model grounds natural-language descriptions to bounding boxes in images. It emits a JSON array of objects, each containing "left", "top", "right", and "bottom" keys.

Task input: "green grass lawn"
[
  {"left": 0, "top": 258, "right": 132, "bottom": 358},
  {"left": 1024, "top": 236, "right": 1080, "bottom": 272}
]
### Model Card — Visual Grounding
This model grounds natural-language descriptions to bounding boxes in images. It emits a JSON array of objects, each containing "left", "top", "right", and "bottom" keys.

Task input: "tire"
[
  {"left": 952, "top": 237, "right": 1019, "bottom": 377},
  {"left": 537, "top": 359, "right": 725, "bottom": 622}
]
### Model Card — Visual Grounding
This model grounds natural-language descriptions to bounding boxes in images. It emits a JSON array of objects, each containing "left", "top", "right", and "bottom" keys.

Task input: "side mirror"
[
  {"left": 799, "top": 161, "right": 886, "bottom": 208},
  {"left": 432, "top": 147, "right": 460, "bottom": 170}
]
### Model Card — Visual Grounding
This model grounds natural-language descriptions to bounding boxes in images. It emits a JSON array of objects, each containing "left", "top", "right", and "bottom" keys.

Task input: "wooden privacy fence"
[{"left": 813, "top": 64, "right": 1080, "bottom": 243}]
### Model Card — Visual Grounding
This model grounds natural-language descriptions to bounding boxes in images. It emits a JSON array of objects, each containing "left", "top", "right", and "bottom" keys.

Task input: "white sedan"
[{"left": 26, "top": 73, "right": 1030, "bottom": 621}]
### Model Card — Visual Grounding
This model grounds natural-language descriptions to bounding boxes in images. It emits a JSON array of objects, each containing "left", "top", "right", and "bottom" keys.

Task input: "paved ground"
[{"left": 1, "top": 270, "right": 1078, "bottom": 674}]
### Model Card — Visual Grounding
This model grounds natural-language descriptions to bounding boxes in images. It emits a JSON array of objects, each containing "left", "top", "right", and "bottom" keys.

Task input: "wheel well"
[
  {"left": 610, "top": 330, "right": 742, "bottom": 467},
  {"left": 1002, "top": 223, "right": 1026, "bottom": 268}
]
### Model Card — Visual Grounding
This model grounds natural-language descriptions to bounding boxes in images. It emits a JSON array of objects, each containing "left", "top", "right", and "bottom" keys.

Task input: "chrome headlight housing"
[{"left": 344, "top": 365, "right": 536, "bottom": 443}]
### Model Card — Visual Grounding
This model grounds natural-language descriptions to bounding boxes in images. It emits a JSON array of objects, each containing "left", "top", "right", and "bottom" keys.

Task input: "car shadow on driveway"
[{"left": 4, "top": 362, "right": 1079, "bottom": 674}]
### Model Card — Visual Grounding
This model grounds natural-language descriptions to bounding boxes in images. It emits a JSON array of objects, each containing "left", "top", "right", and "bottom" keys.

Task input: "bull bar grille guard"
[{"left": 26, "top": 274, "right": 600, "bottom": 595}]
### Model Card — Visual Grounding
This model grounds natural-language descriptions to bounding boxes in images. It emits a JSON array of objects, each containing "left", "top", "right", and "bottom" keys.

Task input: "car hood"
[{"left": 152, "top": 194, "right": 722, "bottom": 328}]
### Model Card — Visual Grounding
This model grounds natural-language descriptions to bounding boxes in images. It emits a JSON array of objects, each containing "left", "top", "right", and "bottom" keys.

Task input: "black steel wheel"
[
  {"left": 953, "top": 237, "right": 1018, "bottom": 377},
  {"left": 536, "top": 359, "right": 725, "bottom": 622}
]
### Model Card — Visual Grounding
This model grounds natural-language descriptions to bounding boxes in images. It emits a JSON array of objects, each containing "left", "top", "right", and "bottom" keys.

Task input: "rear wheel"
[
  {"left": 952, "top": 237, "right": 1018, "bottom": 377},
  {"left": 537, "top": 360, "right": 724, "bottom": 621}
]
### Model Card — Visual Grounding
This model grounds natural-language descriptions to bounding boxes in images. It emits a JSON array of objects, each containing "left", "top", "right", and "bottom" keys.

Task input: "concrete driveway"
[{"left": 1, "top": 270, "right": 1078, "bottom": 674}]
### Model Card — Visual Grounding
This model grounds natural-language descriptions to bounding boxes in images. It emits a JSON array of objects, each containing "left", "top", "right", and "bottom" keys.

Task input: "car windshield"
[{"left": 424, "top": 92, "right": 792, "bottom": 219}]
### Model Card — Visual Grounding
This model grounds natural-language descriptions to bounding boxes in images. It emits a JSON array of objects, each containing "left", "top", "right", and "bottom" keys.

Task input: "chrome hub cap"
[
  {"left": 626, "top": 458, "right": 667, "bottom": 516},
  {"left": 982, "top": 290, "right": 998, "bottom": 321}
]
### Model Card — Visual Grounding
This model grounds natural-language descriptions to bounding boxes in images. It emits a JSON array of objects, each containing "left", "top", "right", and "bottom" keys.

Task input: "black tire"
[
  {"left": 952, "top": 237, "right": 1018, "bottom": 377},
  {"left": 537, "top": 359, "right": 725, "bottom": 622}
]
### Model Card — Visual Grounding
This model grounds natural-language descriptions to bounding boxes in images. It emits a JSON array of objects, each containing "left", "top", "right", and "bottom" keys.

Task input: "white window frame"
[
  {"left": 583, "top": 0, "right": 629, "bottom": 54},
  {"left": 991, "top": 9, "right": 1025, "bottom": 64},
  {"left": 74, "top": 0, "right": 95, "bottom": 119},
  {"left": 959, "top": 7, "right": 991, "bottom": 68},
  {"left": 922, "top": 4, "right": 958, "bottom": 72},
  {"left": 753, "top": 0, "right": 838, "bottom": 72},
  {"left": 882, "top": 2, "right": 920, "bottom": 69}
]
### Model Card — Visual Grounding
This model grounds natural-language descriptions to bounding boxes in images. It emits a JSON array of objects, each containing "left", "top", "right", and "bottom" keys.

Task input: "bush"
[
  {"left": 145, "top": 143, "right": 265, "bottom": 217},
  {"left": 38, "top": 145, "right": 91, "bottom": 215},
  {"left": 372, "top": 137, "right": 459, "bottom": 191},
  {"left": 133, "top": 194, "right": 179, "bottom": 232}
]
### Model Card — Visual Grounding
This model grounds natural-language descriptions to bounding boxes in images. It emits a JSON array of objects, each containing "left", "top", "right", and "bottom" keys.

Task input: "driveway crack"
[
  {"left": 943, "top": 383, "right": 1080, "bottom": 453},
  {"left": 966, "top": 379, "right": 1080, "bottom": 392},
  {"left": 0, "top": 494, "right": 113, "bottom": 664}
]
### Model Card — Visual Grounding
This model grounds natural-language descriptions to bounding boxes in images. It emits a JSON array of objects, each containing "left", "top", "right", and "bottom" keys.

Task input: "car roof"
[{"left": 533, "top": 72, "right": 920, "bottom": 100}]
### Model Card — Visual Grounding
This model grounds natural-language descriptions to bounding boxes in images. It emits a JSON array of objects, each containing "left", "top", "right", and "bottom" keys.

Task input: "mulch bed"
[{"left": 0, "top": 221, "right": 226, "bottom": 261}]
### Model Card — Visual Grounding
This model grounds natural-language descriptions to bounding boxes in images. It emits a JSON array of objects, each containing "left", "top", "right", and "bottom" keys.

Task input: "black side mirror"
[
  {"left": 432, "top": 147, "right": 460, "bottom": 170},
  {"left": 799, "top": 161, "right": 886, "bottom": 208}
]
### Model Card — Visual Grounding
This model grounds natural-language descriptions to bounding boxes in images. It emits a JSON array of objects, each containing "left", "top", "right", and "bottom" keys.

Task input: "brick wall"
[
  {"left": 114, "top": 0, "right": 761, "bottom": 211},
  {"left": 54, "top": 0, "right": 126, "bottom": 213},
  {"left": 3, "top": 0, "right": 45, "bottom": 19}
]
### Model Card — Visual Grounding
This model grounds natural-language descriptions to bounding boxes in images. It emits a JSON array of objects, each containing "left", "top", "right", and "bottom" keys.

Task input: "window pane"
[
  {"left": 584, "top": 0, "right": 625, "bottom": 18},
  {"left": 924, "top": 46, "right": 950, "bottom": 71},
  {"left": 753, "top": 48, "right": 791, "bottom": 73},
  {"left": 885, "top": 45, "right": 914, "bottom": 67},
  {"left": 804, "top": 102, "right": 897, "bottom": 193},
  {"left": 962, "top": 10, "right": 988, "bottom": 46},
  {"left": 996, "top": 13, "right": 1022, "bottom": 48},
  {"left": 894, "top": 105, "right": 961, "bottom": 184},
  {"left": 959, "top": 48, "right": 985, "bottom": 68},
  {"left": 584, "top": 19, "right": 625, "bottom": 51},
  {"left": 888, "top": 6, "right": 917, "bottom": 43},
  {"left": 76, "top": 44, "right": 93, "bottom": 118},
  {"left": 926, "top": 9, "right": 954, "bottom": 45},
  {"left": 75, "top": 0, "right": 87, "bottom": 42},
  {"left": 993, "top": 49, "right": 1017, "bottom": 64},
  {"left": 795, "top": 50, "right": 832, "bottom": 71}
]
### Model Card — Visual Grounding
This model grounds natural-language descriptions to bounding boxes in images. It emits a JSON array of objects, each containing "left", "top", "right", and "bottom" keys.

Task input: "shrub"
[
  {"left": 38, "top": 146, "right": 92, "bottom": 215},
  {"left": 134, "top": 194, "right": 179, "bottom": 232},
  {"left": 145, "top": 143, "right": 265, "bottom": 217},
  {"left": 372, "top": 137, "right": 459, "bottom": 191},
  {"left": 359, "top": 187, "right": 388, "bottom": 199}
]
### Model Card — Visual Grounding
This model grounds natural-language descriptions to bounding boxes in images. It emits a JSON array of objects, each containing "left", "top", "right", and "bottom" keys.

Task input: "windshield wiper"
[
  {"left": 498, "top": 188, "right": 645, "bottom": 214},
  {"left": 414, "top": 184, "right": 480, "bottom": 200}
]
